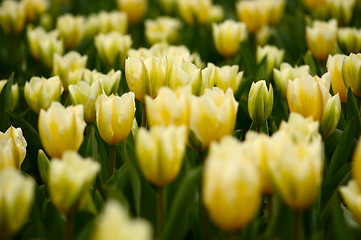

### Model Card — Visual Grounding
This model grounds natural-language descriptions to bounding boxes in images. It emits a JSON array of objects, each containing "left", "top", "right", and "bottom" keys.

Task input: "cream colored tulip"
[
  {"left": 190, "top": 88, "right": 238, "bottom": 150},
  {"left": 38, "top": 102, "right": 86, "bottom": 158},
  {"left": 92, "top": 200, "right": 152, "bottom": 240},
  {"left": 178, "top": 0, "right": 211, "bottom": 25},
  {"left": 22, "top": 0, "right": 48, "bottom": 22},
  {"left": 236, "top": 0, "right": 267, "bottom": 34},
  {"left": 352, "top": 138, "right": 361, "bottom": 190},
  {"left": 82, "top": 69, "right": 121, "bottom": 95},
  {"left": 48, "top": 151, "right": 100, "bottom": 214},
  {"left": 208, "top": 5, "right": 224, "bottom": 23},
  {"left": 37, "top": 30, "right": 64, "bottom": 68},
  {"left": 262, "top": 0, "right": 285, "bottom": 26},
  {"left": 0, "top": 169, "right": 34, "bottom": 238},
  {"left": 0, "top": 80, "right": 19, "bottom": 110},
  {"left": 136, "top": 125, "right": 187, "bottom": 186},
  {"left": 95, "top": 93, "right": 136, "bottom": 145},
  {"left": 56, "top": 14, "right": 86, "bottom": 50},
  {"left": 145, "top": 17, "right": 182, "bottom": 44},
  {"left": 204, "top": 63, "right": 243, "bottom": 93},
  {"left": 327, "top": 0, "right": 356, "bottom": 26},
  {"left": 338, "top": 27, "right": 361, "bottom": 54},
  {"left": 117, "top": 0, "right": 147, "bottom": 24},
  {"left": 0, "top": 0, "right": 25, "bottom": 34},
  {"left": 342, "top": 53, "right": 361, "bottom": 97},
  {"left": 98, "top": 11, "right": 127, "bottom": 34},
  {"left": 340, "top": 180, "right": 361, "bottom": 226},
  {"left": 0, "top": 126, "right": 27, "bottom": 170},
  {"left": 24, "top": 76, "right": 63, "bottom": 113},
  {"left": 327, "top": 54, "right": 348, "bottom": 102},
  {"left": 203, "top": 136, "right": 262, "bottom": 230},
  {"left": 256, "top": 45, "right": 285, "bottom": 78}
]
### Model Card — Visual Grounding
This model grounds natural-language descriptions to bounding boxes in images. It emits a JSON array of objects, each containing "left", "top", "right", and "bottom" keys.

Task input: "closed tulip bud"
[
  {"left": 95, "top": 93, "right": 135, "bottom": 145},
  {"left": 178, "top": 0, "right": 211, "bottom": 25},
  {"left": 117, "top": 0, "right": 147, "bottom": 24},
  {"left": 213, "top": 20, "right": 247, "bottom": 57},
  {"left": 22, "top": 0, "right": 48, "bottom": 22},
  {"left": 338, "top": 27, "right": 361, "bottom": 55},
  {"left": 146, "top": 87, "right": 191, "bottom": 128},
  {"left": 352, "top": 138, "right": 361, "bottom": 190},
  {"left": 83, "top": 69, "right": 121, "bottom": 96},
  {"left": 168, "top": 61, "right": 202, "bottom": 95},
  {"left": 125, "top": 56, "right": 168, "bottom": 102},
  {"left": 257, "top": 45, "right": 285, "bottom": 78},
  {"left": 38, "top": 102, "right": 86, "bottom": 158},
  {"left": 53, "top": 51, "right": 88, "bottom": 90},
  {"left": 340, "top": 180, "right": 361, "bottom": 226},
  {"left": 27, "top": 26, "right": 47, "bottom": 60},
  {"left": 248, "top": 80, "right": 273, "bottom": 126},
  {"left": 303, "top": 0, "right": 326, "bottom": 10},
  {"left": 0, "top": 80, "right": 19, "bottom": 110},
  {"left": 205, "top": 63, "right": 243, "bottom": 93},
  {"left": 263, "top": 0, "right": 285, "bottom": 26},
  {"left": 98, "top": 11, "right": 127, "bottom": 34},
  {"left": 85, "top": 14, "right": 100, "bottom": 37},
  {"left": 24, "top": 76, "right": 63, "bottom": 113},
  {"left": 48, "top": 151, "right": 100, "bottom": 214},
  {"left": 327, "top": 54, "right": 348, "bottom": 102},
  {"left": 69, "top": 80, "right": 102, "bottom": 122},
  {"left": 145, "top": 17, "right": 182, "bottom": 45},
  {"left": 0, "top": 169, "right": 34, "bottom": 238},
  {"left": 0, "top": 126, "right": 27, "bottom": 169},
  {"left": 92, "top": 200, "right": 152, "bottom": 240},
  {"left": 190, "top": 88, "right": 238, "bottom": 150},
  {"left": 320, "top": 93, "right": 341, "bottom": 137},
  {"left": 203, "top": 136, "right": 262, "bottom": 230},
  {"left": 236, "top": 0, "right": 267, "bottom": 34},
  {"left": 0, "top": 0, "right": 25, "bottom": 34},
  {"left": 208, "top": 5, "right": 224, "bottom": 23},
  {"left": 95, "top": 32, "right": 132, "bottom": 68},
  {"left": 273, "top": 63, "right": 310, "bottom": 98},
  {"left": 136, "top": 125, "right": 187, "bottom": 186},
  {"left": 56, "top": 14, "right": 86, "bottom": 50},
  {"left": 306, "top": 19, "right": 337, "bottom": 61},
  {"left": 342, "top": 53, "right": 361, "bottom": 97},
  {"left": 327, "top": 0, "right": 356, "bottom": 26}
]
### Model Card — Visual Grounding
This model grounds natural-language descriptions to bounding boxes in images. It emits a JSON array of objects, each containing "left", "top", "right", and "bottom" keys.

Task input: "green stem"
[
  {"left": 256, "top": 124, "right": 262, "bottom": 133},
  {"left": 293, "top": 210, "right": 302, "bottom": 240},
  {"left": 109, "top": 145, "right": 116, "bottom": 178},
  {"left": 141, "top": 105, "right": 147, "bottom": 128},
  {"left": 157, "top": 187, "right": 164, "bottom": 238},
  {"left": 65, "top": 214, "right": 73, "bottom": 240}
]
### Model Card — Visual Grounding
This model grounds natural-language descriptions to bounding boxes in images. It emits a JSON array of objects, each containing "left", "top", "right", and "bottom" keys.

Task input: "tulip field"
[{"left": 2, "top": 0, "right": 361, "bottom": 239}]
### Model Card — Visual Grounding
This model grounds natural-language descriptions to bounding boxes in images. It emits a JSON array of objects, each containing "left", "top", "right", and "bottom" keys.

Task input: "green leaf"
[
  {"left": 162, "top": 166, "right": 203, "bottom": 240},
  {"left": 37, "top": 149, "right": 50, "bottom": 184},
  {"left": 346, "top": 88, "right": 361, "bottom": 138},
  {"left": 303, "top": 51, "right": 321, "bottom": 76},
  {"left": 0, "top": 73, "right": 13, "bottom": 131}
]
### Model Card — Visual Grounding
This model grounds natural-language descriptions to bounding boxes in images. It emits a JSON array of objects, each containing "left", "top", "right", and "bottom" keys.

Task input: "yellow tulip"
[
  {"left": 327, "top": 54, "right": 348, "bottom": 102},
  {"left": 342, "top": 53, "right": 361, "bottom": 97},
  {"left": 190, "top": 87, "right": 238, "bottom": 150},
  {"left": 0, "top": 169, "right": 34, "bottom": 238},
  {"left": 98, "top": 11, "right": 127, "bottom": 34},
  {"left": 92, "top": 200, "right": 152, "bottom": 240},
  {"left": 0, "top": 140, "right": 15, "bottom": 170},
  {"left": 145, "top": 17, "right": 182, "bottom": 45},
  {"left": 236, "top": 0, "right": 267, "bottom": 34},
  {"left": 0, "top": 0, "right": 25, "bottom": 34},
  {"left": 327, "top": 0, "right": 356, "bottom": 26},
  {"left": 256, "top": 45, "right": 285, "bottom": 78},
  {"left": 48, "top": 151, "right": 100, "bottom": 214},
  {"left": 338, "top": 27, "right": 361, "bottom": 54},
  {"left": 22, "top": 0, "right": 48, "bottom": 22},
  {"left": 178, "top": 0, "right": 211, "bottom": 25},
  {"left": 352, "top": 139, "right": 361, "bottom": 190},
  {"left": 95, "top": 93, "right": 136, "bottom": 145},
  {"left": 136, "top": 125, "right": 187, "bottom": 186},
  {"left": 0, "top": 126, "right": 27, "bottom": 169},
  {"left": 213, "top": 20, "right": 247, "bottom": 57},
  {"left": 24, "top": 76, "right": 63, "bottom": 113},
  {"left": 339, "top": 180, "right": 361, "bottom": 226},
  {"left": 203, "top": 136, "right": 262, "bottom": 231},
  {"left": 262, "top": 0, "right": 285, "bottom": 26},
  {"left": 117, "top": 0, "right": 147, "bottom": 24},
  {"left": 38, "top": 102, "right": 86, "bottom": 158},
  {"left": 248, "top": 80, "right": 274, "bottom": 126},
  {"left": 303, "top": 0, "right": 326, "bottom": 10},
  {"left": 82, "top": 69, "right": 121, "bottom": 96},
  {"left": 145, "top": 87, "right": 191, "bottom": 128},
  {"left": 56, "top": 14, "right": 86, "bottom": 50}
]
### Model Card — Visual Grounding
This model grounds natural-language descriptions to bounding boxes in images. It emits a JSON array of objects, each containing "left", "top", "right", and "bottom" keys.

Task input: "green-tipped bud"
[
  {"left": 342, "top": 53, "right": 361, "bottom": 97},
  {"left": 248, "top": 80, "right": 274, "bottom": 125},
  {"left": 320, "top": 93, "right": 341, "bottom": 138},
  {"left": 37, "top": 149, "right": 50, "bottom": 184}
]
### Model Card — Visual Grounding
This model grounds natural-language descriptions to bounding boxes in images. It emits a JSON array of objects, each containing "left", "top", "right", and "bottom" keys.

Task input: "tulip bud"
[
  {"left": 205, "top": 63, "right": 244, "bottom": 93},
  {"left": 37, "top": 149, "right": 49, "bottom": 184},
  {"left": 273, "top": 63, "right": 310, "bottom": 98},
  {"left": 92, "top": 200, "right": 152, "bottom": 240},
  {"left": 236, "top": 0, "right": 267, "bottom": 34},
  {"left": 48, "top": 151, "right": 100, "bottom": 214},
  {"left": 248, "top": 80, "right": 273, "bottom": 126},
  {"left": 125, "top": 56, "right": 168, "bottom": 102},
  {"left": 38, "top": 102, "right": 86, "bottom": 158},
  {"left": 98, "top": 11, "right": 127, "bottom": 34},
  {"left": 0, "top": 169, "right": 34, "bottom": 238},
  {"left": 53, "top": 51, "right": 88, "bottom": 90},
  {"left": 82, "top": 69, "right": 121, "bottom": 96},
  {"left": 342, "top": 53, "right": 361, "bottom": 97},
  {"left": 178, "top": 0, "right": 211, "bottom": 25},
  {"left": 339, "top": 180, "right": 361, "bottom": 226},
  {"left": 145, "top": 17, "right": 182, "bottom": 45},
  {"left": 190, "top": 88, "right": 238, "bottom": 150},
  {"left": 146, "top": 87, "right": 191, "bottom": 128},
  {"left": 303, "top": 0, "right": 326, "bottom": 10},
  {"left": 306, "top": 19, "right": 338, "bottom": 61},
  {"left": 22, "top": 0, "right": 48, "bottom": 22},
  {"left": 0, "top": 0, "right": 25, "bottom": 34},
  {"left": 255, "top": 26, "right": 275, "bottom": 46},
  {"left": 85, "top": 14, "right": 100, "bottom": 37},
  {"left": 327, "top": 54, "right": 348, "bottom": 102},
  {"left": 27, "top": 26, "right": 47, "bottom": 60},
  {"left": 0, "top": 80, "right": 19, "bottom": 110},
  {"left": 37, "top": 30, "right": 64, "bottom": 68},
  {"left": 338, "top": 27, "right": 361, "bottom": 55},
  {"left": 69, "top": 80, "right": 103, "bottom": 122},
  {"left": 320, "top": 93, "right": 341, "bottom": 137},
  {"left": 352, "top": 138, "right": 361, "bottom": 190},
  {"left": 117, "top": 0, "right": 147, "bottom": 24},
  {"left": 95, "top": 32, "right": 132, "bottom": 68},
  {"left": 136, "top": 125, "right": 187, "bottom": 186},
  {"left": 213, "top": 20, "right": 247, "bottom": 57},
  {"left": 95, "top": 93, "right": 136, "bottom": 145},
  {"left": 24, "top": 76, "right": 63, "bottom": 113},
  {"left": 56, "top": 14, "right": 86, "bottom": 50},
  {"left": 0, "top": 126, "right": 27, "bottom": 170},
  {"left": 203, "top": 136, "right": 262, "bottom": 230},
  {"left": 208, "top": 5, "right": 224, "bottom": 23},
  {"left": 327, "top": 0, "right": 356, "bottom": 26},
  {"left": 256, "top": 45, "right": 285, "bottom": 78},
  {"left": 263, "top": 0, "right": 285, "bottom": 26}
]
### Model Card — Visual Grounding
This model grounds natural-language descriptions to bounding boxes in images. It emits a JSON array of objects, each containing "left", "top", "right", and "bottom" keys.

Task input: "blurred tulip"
[
  {"left": 0, "top": 0, "right": 25, "bottom": 34},
  {"left": 56, "top": 14, "right": 86, "bottom": 50},
  {"left": 22, "top": 0, "right": 48, "bottom": 22},
  {"left": 92, "top": 200, "right": 152, "bottom": 240},
  {"left": 338, "top": 27, "right": 361, "bottom": 54},
  {"left": 136, "top": 125, "right": 187, "bottom": 186},
  {"left": 37, "top": 30, "right": 64, "bottom": 68},
  {"left": 0, "top": 126, "right": 27, "bottom": 170},
  {"left": 236, "top": 0, "right": 267, "bottom": 33},
  {"left": 327, "top": 54, "right": 348, "bottom": 102},
  {"left": 145, "top": 17, "right": 182, "bottom": 45},
  {"left": 248, "top": 80, "right": 274, "bottom": 126},
  {"left": 263, "top": 0, "right": 285, "bottom": 26},
  {"left": 0, "top": 169, "right": 34, "bottom": 239},
  {"left": 0, "top": 79, "right": 19, "bottom": 110},
  {"left": 204, "top": 63, "right": 243, "bottom": 93},
  {"left": 257, "top": 45, "right": 285, "bottom": 78},
  {"left": 178, "top": 0, "right": 212, "bottom": 25},
  {"left": 213, "top": 20, "right": 247, "bottom": 57},
  {"left": 352, "top": 139, "right": 361, "bottom": 190},
  {"left": 38, "top": 102, "right": 86, "bottom": 158},
  {"left": 98, "top": 11, "right": 127, "bottom": 34},
  {"left": 24, "top": 76, "right": 63, "bottom": 113},
  {"left": 342, "top": 53, "right": 361, "bottom": 97},
  {"left": 208, "top": 5, "right": 224, "bottom": 23},
  {"left": 303, "top": 0, "right": 326, "bottom": 10},
  {"left": 48, "top": 151, "right": 100, "bottom": 214},
  {"left": 306, "top": 19, "right": 337, "bottom": 61},
  {"left": 203, "top": 136, "right": 262, "bottom": 230},
  {"left": 0, "top": 140, "right": 15, "bottom": 170},
  {"left": 327, "top": 0, "right": 356, "bottom": 26},
  {"left": 256, "top": 26, "right": 275, "bottom": 46},
  {"left": 340, "top": 180, "right": 361, "bottom": 226},
  {"left": 95, "top": 93, "right": 136, "bottom": 145},
  {"left": 117, "top": 0, "right": 147, "bottom": 24}
]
